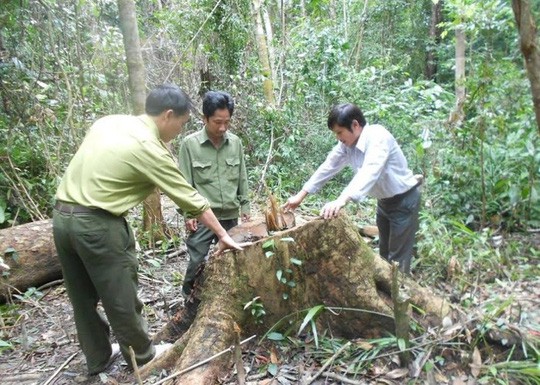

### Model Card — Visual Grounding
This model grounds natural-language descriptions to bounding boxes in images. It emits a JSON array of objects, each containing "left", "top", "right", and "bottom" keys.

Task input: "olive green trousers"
[{"left": 53, "top": 209, "right": 155, "bottom": 374}]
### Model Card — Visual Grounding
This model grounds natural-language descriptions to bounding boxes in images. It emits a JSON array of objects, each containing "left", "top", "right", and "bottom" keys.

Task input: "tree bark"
[
  {"left": 251, "top": 0, "right": 276, "bottom": 106},
  {"left": 141, "top": 214, "right": 449, "bottom": 384},
  {"left": 448, "top": 25, "right": 466, "bottom": 127},
  {"left": 455, "top": 27, "right": 466, "bottom": 102},
  {"left": 117, "top": 0, "right": 167, "bottom": 240},
  {"left": 0, "top": 219, "right": 60, "bottom": 300},
  {"left": 425, "top": 0, "right": 442, "bottom": 80},
  {"left": 117, "top": 0, "right": 146, "bottom": 115},
  {"left": 352, "top": 0, "right": 369, "bottom": 69},
  {"left": 512, "top": 0, "right": 540, "bottom": 132}
]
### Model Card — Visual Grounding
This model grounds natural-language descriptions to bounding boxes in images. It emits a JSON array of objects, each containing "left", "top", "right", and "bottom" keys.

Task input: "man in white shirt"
[{"left": 283, "top": 103, "right": 421, "bottom": 273}]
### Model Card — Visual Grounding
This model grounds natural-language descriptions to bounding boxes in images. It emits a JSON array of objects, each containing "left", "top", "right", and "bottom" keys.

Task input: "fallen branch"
[
  {"left": 320, "top": 371, "right": 367, "bottom": 385},
  {"left": 301, "top": 341, "right": 352, "bottom": 385},
  {"left": 130, "top": 345, "right": 143, "bottom": 385},
  {"left": 37, "top": 279, "right": 64, "bottom": 291},
  {"left": 41, "top": 351, "right": 78, "bottom": 385},
  {"left": 3, "top": 373, "right": 42, "bottom": 383},
  {"left": 151, "top": 335, "right": 257, "bottom": 385},
  {"left": 233, "top": 323, "right": 247, "bottom": 385}
]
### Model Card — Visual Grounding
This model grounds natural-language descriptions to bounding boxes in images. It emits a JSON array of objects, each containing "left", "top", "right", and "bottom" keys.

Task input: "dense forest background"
[{"left": 0, "top": 0, "right": 539, "bottom": 383}]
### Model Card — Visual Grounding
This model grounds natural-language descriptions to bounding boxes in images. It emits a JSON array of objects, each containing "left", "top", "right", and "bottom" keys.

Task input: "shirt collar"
[
  {"left": 356, "top": 124, "right": 369, "bottom": 152},
  {"left": 197, "top": 128, "right": 230, "bottom": 145},
  {"left": 137, "top": 114, "right": 160, "bottom": 139}
]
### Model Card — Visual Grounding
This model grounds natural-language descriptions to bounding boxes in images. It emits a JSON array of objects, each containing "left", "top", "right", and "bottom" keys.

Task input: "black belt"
[
  {"left": 379, "top": 182, "right": 420, "bottom": 204},
  {"left": 54, "top": 201, "right": 108, "bottom": 215}
]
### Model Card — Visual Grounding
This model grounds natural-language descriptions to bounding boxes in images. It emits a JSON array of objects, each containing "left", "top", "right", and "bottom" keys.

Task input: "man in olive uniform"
[
  {"left": 53, "top": 85, "right": 242, "bottom": 375},
  {"left": 178, "top": 91, "right": 250, "bottom": 296}
]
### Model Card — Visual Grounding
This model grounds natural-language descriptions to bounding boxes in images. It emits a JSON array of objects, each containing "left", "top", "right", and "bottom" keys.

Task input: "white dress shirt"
[{"left": 302, "top": 124, "right": 418, "bottom": 201}]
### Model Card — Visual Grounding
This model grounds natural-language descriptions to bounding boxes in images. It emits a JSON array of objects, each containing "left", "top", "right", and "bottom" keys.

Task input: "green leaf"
[
  {"left": 243, "top": 296, "right": 260, "bottom": 310},
  {"left": 397, "top": 338, "right": 407, "bottom": 351},
  {"left": 5, "top": 248, "right": 19, "bottom": 264},
  {"left": 298, "top": 305, "right": 325, "bottom": 336},
  {"left": 424, "top": 360, "right": 434, "bottom": 372},
  {"left": 265, "top": 251, "right": 274, "bottom": 258},
  {"left": 311, "top": 319, "right": 319, "bottom": 348},
  {"left": 276, "top": 270, "right": 282, "bottom": 281},
  {"left": 262, "top": 239, "right": 275, "bottom": 250},
  {"left": 290, "top": 258, "right": 303, "bottom": 266},
  {"left": 267, "top": 363, "right": 278, "bottom": 376},
  {"left": 451, "top": 220, "right": 474, "bottom": 235},
  {"left": 267, "top": 332, "right": 284, "bottom": 341},
  {"left": 146, "top": 259, "right": 161, "bottom": 268},
  {"left": 280, "top": 237, "right": 295, "bottom": 243}
]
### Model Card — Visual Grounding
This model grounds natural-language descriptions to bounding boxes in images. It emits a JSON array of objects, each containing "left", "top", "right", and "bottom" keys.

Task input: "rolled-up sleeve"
[{"left": 238, "top": 144, "right": 250, "bottom": 215}]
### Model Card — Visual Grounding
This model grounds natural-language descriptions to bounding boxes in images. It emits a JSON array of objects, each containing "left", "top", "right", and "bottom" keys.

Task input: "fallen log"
[
  {"left": 141, "top": 214, "right": 450, "bottom": 384},
  {"left": 0, "top": 219, "right": 60, "bottom": 300}
]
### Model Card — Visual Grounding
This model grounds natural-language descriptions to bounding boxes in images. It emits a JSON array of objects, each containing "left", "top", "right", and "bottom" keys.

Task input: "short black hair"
[
  {"left": 202, "top": 91, "right": 234, "bottom": 118},
  {"left": 327, "top": 103, "right": 366, "bottom": 132},
  {"left": 145, "top": 84, "right": 193, "bottom": 116}
]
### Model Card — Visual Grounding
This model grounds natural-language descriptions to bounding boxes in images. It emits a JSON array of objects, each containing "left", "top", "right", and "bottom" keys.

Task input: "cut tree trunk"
[
  {"left": 141, "top": 214, "right": 450, "bottom": 384},
  {"left": 0, "top": 211, "right": 294, "bottom": 301},
  {"left": 0, "top": 219, "right": 60, "bottom": 300},
  {"left": 512, "top": 0, "right": 540, "bottom": 132}
]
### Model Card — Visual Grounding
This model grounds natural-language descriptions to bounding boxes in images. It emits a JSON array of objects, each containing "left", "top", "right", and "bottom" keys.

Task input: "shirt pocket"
[
  {"left": 225, "top": 158, "right": 240, "bottom": 181},
  {"left": 193, "top": 160, "right": 214, "bottom": 184}
]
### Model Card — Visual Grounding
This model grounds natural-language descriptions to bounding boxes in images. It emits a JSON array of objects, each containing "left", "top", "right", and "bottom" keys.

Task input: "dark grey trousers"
[
  {"left": 182, "top": 218, "right": 238, "bottom": 295},
  {"left": 376, "top": 186, "right": 421, "bottom": 274},
  {"left": 53, "top": 209, "right": 155, "bottom": 374}
]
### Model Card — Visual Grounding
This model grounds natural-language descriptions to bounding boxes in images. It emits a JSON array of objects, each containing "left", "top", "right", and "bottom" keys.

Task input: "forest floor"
[{"left": 0, "top": 197, "right": 539, "bottom": 385}]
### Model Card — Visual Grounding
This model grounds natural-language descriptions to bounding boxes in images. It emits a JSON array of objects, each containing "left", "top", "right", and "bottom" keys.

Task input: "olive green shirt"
[
  {"left": 178, "top": 129, "right": 250, "bottom": 220},
  {"left": 56, "top": 114, "right": 210, "bottom": 217}
]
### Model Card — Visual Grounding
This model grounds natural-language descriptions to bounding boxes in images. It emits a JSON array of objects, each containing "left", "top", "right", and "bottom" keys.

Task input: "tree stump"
[
  {"left": 142, "top": 214, "right": 449, "bottom": 384},
  {"left": 0, "top": 219, "right": 60, "bottom": 300}
]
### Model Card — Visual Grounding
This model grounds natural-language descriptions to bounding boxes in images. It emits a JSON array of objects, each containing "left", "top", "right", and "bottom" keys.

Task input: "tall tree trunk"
[
  {"left": 117, "top": 0, "right": 166, "bottom": 241},
  {"left": 425, "top": 0, "right": 442, "bottom": 80},
  {"left": 262, "top": 7, "right": 277, "bottom": 90},
  {"left": 448, "top": 25, "right": 466, "bottom": 126},
  {"left": 352, "top": 0, "right": 369, "bottom": 69},
  {"left": 328, "top": 0, "right": 336, "bottom": 20},
  {"left": 252, "top": 0, "right": 276, "bottom": 106},
  {"left": 341, "top": 0, "right": 348, "bottom": 40},
  {"left": 455, "top": 27, "right": 466, "bottom": 102},
  {"left": 512, "top": 0, "right": 540, "bottom": 132},
  {"left": 117, "top": 0, "right": 146, "bottom": 114},
  {"left": 141, "top": 215, "right": 450, "bottom": 384}
]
